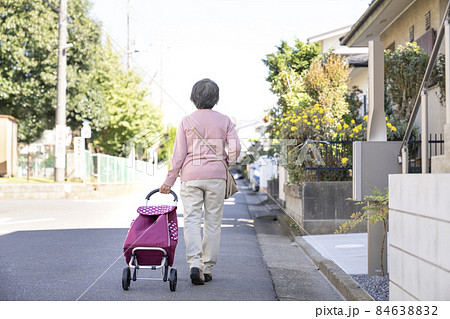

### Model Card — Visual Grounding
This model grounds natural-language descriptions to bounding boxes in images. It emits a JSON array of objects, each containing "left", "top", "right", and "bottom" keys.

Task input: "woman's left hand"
[{"left": 159, "top": 184, "right": 171, "bottom": 194}]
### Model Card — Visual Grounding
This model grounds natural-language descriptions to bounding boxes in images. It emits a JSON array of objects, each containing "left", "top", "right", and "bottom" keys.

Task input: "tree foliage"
[
  {"left": 93, "top": 42, "right": 163, "bottom": 157},
  {"left": 263, "top": 41, "right": 356, "bottom": 183},
  {"left": 263, "top": 40, "right": 412, "bottom": 184},
  {"left": 433, "top": 53, "right": 446, "bottom": 106},
  {"left": 384, "top": 42, "right": 429, "bottom": 120},
  {"left": 0, "top": 0, "right": 59, "bottom": 143},
  {"left": 65, "top": 0, "right": 110, "bottom": 133},
  {"left": 263, "top": 40, "right": 320, "bottom": 114},
  {"left": 262, "top": 40, "right": 320, "bottom": 140},
  {"left": 158, "top": 125, "right": 177, "bottom": 165},
  {"left": 303, "top": 53, "right": 350, "bottom": 122},
  {"left": 0, "top": 0, "right": 110, "bottom": 142},
  {"left": 0, "top": 0, "right": 163, "bottom": 157}
]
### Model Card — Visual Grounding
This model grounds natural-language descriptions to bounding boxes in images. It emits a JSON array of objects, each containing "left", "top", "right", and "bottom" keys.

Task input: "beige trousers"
[{"left": 180, "top": 178, "right": 226, "bottom": 275}]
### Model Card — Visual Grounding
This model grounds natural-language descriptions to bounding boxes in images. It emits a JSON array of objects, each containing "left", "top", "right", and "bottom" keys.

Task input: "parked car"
[
  {"left": 230, "top": 168, "right": 243, "bottom": 180},
  {"left": 250, "top": 163, "right": 260, "bottom": 192}
]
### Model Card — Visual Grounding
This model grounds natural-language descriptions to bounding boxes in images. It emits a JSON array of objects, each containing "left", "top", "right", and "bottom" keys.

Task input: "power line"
[{"left": 69, "top": 0, "right": 196, "bottom": 123}]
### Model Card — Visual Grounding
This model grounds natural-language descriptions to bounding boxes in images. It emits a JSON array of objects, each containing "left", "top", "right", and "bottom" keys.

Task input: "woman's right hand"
[{"left": 159, "top": 184, "right": 171, "bottom": 194}]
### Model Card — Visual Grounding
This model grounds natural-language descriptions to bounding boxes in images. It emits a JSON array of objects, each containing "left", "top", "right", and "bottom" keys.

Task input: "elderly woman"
[{"left": 159, "top": 78, "right": 241, "bottom": 285}]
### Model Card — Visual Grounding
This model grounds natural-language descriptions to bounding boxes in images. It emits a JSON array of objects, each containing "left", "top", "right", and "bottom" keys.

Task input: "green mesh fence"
[
  {"left": 88, "top": 153, "right": 152, "bottom": 184},
  {"left": 16, "top": 148, "right": 154, "bottom": 184}
]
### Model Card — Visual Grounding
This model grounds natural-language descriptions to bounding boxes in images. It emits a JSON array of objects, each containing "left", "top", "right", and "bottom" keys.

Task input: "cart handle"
[{"left": 145, "top": 189, "right": 178, "bottom": 203}]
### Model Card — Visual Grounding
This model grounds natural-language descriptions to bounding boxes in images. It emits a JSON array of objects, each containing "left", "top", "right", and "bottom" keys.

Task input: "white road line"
[
  {"left": 71, "top": 199, "right": 121, "bottom": 203},
  {"left": 0, "top": 218, "right": 56, "bottom": 226}
]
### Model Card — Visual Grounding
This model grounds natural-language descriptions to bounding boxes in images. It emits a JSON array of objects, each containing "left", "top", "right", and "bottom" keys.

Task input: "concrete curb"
[
  {"left": 0, "top": 183, "right": 144, "bottom": 200},
  {"left": 293, "top": 235, "right": 374, "bottom": 301},
  {"left": 254, "top": 192, "right": 375, "bottom": 301}
]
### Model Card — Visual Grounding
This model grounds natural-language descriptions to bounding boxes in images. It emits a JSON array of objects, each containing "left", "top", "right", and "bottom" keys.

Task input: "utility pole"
[
  {"left": 54, "top": 0, "right": 68, "bottom": 182},
  {"left": 127, "top": 0, "right": 131, "bottom": 70},
  {"left": 160, "top": 34, "right": 164, "bottom": 108}
]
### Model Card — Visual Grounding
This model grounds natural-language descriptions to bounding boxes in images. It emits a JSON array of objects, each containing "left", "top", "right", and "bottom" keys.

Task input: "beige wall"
[
  {"left": 0, "top": 115, "right": 18, "bottom": 177},
  {"left": 389, "top": 173, "right": 450, "bottom": 300},
  {"left": 428, "top": 87, "right": 447, "bottom": 137},
  {"left": 380, "top": 0, "right": 442, "bottom": 50},
  {"left": 278, "top": 165, "right": 288, "bottom": 202}
]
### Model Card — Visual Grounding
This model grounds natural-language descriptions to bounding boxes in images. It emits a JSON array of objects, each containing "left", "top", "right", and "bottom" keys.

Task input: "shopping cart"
[{"left": 122, "top": 189, "right": 179, "bottom": 291}]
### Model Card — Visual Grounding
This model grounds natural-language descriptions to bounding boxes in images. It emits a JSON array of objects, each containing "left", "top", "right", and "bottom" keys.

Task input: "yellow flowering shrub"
[
  {"left": 270, "top": 106, "right": 405, "bottom": 183},
  {"left": 264, "top": 42, "right": 414, "bottom": 183},
  {"left": 333, "top": 115, "right": 399, "bottom": 141},
  {"left": 275, "top": 102, "right": 339, "bottom": 143}
]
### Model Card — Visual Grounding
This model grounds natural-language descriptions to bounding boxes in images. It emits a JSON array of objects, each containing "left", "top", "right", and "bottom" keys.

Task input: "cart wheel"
[
  {"left": 169, "top": 268, "right": 177, "bottom": 291},
  {"left": 163, "top": 263, "right": 169, "bottom": 282},
  {"left": 122, "top": 267, "right": 131, "bottom": 290}
]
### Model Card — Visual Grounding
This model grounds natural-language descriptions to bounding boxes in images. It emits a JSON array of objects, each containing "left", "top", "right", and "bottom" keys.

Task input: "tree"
[
  {"left": 303, "top": 53, "right": 350, "bottom": 123},
  {"left": 384, "top": 42, "right": 429, "bottom": 120},
  {"left": 263, "top": 40, "right": 321, "bottom": 97},
  {"left": 158, "top": 125, "right": 177, "bottom": 165},
  {"left": 433, "top": 53, "right": 446, "bottom": 106},
  {"left": 93, "top": 42, "right": 163, "bottom": 157},
  {"left": 262, "top": 40, "right": 320, "bottom": 139},
  {"left": 0, "top": 0, "right": 109, "bottom": 143},
  {"left": 1, "top": 0, "right": 164, "bottom": 158},
  {"left": 0, "top": 0, "right": 58, "bottom": 143}
]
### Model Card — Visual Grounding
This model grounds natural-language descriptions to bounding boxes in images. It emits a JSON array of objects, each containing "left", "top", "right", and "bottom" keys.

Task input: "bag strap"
[{"left": 186, "top": 115, "right": 230, "bottom": 170}]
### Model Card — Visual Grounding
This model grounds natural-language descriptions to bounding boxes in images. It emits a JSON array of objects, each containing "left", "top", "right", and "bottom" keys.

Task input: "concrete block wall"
[
  {"left": 389, "top": 174, "right": 450, "bottom": 300},
  {"left": 284, "top": 183, "right": 304, "bottom": 231},
  {"left": 283, "top": 182, "right": 364, "bottom": 235}
]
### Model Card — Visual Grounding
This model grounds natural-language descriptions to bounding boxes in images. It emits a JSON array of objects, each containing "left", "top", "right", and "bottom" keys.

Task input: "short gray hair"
[{"left": 190, "top": 78, "right": 219, "bottom": 109}]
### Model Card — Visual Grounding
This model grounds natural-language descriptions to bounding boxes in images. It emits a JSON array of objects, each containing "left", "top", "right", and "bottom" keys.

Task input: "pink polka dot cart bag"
[{"left": 122, "top": 189, "right": 179, "bottom": 291}]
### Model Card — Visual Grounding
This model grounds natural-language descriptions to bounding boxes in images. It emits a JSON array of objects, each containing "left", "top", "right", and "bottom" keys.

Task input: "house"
[
  {"left": 341, "top": 0, "right": 450, "bottom": 301},
  {"left": 341, "top": 0, "right": 448, "bottom": 137}
]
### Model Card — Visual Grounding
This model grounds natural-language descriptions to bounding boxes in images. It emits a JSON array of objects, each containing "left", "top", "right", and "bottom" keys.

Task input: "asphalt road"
[
  {"left": 0, "top": 183, "right": 276, "bottom": 301},
  {"left": 0, "top": 180, "right": 343, "bottom": 302}
]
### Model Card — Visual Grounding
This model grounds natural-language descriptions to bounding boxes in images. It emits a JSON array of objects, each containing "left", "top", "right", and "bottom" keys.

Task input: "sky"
[{"left": 87, "top": 0, "right": 372, "bottom": 133}]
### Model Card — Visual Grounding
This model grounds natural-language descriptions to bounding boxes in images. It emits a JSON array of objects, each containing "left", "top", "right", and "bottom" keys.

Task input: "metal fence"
[
  {"left": 303, "top": 140, "right": 353, "bottom": 181},
  {"left": 17, "top": 145, "right": 55, "bottom": 179},
  {"left": 89, "top": 153, "right": 155, "bottom": 184},
  {"left": 303, "top": 136, "right": 444, "bottom": 181},
  {"left": 17, "top": 146, "right": 158, "bottom": 184},
  {"left": 407, "top": 134, "right": 444, "bottom": 173}
]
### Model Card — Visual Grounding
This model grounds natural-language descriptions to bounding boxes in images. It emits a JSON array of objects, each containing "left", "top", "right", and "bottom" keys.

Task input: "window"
[
  {"left": 425, "top": 11, "right": 431, "bottom": 31},
  {"left": 409, "top": 25, "right": 415, "bottom": 42}
]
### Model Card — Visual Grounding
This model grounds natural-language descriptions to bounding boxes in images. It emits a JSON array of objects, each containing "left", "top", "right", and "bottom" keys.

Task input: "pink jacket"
[{"left": 164, "top": 109, "right": 241, "bottom": 187}]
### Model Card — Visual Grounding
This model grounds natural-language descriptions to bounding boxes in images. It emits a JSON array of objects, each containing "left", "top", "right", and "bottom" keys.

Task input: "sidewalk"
[
  {"left": 243, "top": 184, "right": 344, "bottom": 301},
  {"left": 246, "top": 184, "right": 375, "bottom": 301},
  {"left": 303, "top": 232, "right": 389, "bottom": 275}
]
